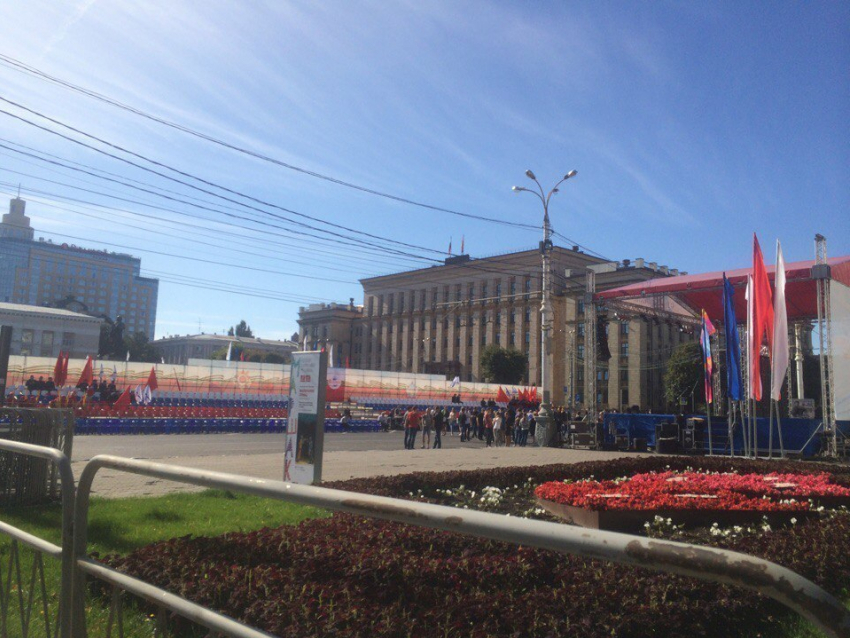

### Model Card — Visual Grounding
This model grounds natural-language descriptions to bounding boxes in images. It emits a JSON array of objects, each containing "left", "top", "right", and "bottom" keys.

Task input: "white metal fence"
[{"left": 1, "top": 439, "right": 848, "bottom": 638}]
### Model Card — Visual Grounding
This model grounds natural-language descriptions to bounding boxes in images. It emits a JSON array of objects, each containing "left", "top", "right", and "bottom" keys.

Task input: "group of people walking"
[{"left": 401, "top": 405, "right": 542, "bottom": 449}]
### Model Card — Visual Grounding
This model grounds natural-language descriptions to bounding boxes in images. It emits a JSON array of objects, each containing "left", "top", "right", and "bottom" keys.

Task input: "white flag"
[
  {"left": 329, "top": 344, "right": 334, "bottom": 367},
  {"left": 450, "top": 376, "right": 460, "bottom": 388},
  {"left": 771, "top": 241, "right": 789, "bottom": 401},
  {"left": 226, "top": 341, "right": 232, "bottom": 362},
  {"left": 126, "top": 350, "right": 130, "bottom": 362},
  {"left": 746, "top": 274, "right": 754, "bottom": 399}
]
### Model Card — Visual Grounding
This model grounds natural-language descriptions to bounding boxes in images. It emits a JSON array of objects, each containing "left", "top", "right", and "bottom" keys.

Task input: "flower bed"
[
  {"left": 535, "top": 470, "right": 850, "bottom": 530},
  {"left": 103, "top": 457, "right": 850, "bottom": 638}
]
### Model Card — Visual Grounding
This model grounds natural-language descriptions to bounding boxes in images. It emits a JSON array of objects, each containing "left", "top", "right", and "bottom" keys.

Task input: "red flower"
[{"left": 535, "top": 472, "right": 850, "bottom": 513}]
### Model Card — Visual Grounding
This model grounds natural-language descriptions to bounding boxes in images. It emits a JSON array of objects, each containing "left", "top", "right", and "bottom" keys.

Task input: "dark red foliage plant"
[{"left": 104, "top": 456, "right": 850, "bottom": 638}]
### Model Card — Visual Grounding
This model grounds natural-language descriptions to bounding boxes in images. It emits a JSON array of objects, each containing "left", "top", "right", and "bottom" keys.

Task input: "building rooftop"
[
  {"left": 0, "top": 301, "right": 103, "bottom": 321},
  {"left": 153, "top": 333, "right": 297, "bottom": 347}
]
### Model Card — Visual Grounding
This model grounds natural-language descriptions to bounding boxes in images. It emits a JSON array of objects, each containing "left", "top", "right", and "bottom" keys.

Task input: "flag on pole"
[
  {"left": 113, "top": 387, "right": 131, "bottom": 411},
  {"left": 329, "top": 344, "right": 334, "bottom": 367},
  {"left": 53, "top": 352, "right": 65, "bottom": 387},
  {"left": 461, "top": 236, "right": 465, "bottom": 254},
  {"left": 450, "top": 376, "right": 460, "bottom": 388},
  {"left": 111, "top": 366, "right": 118, "bottom": 382},
  {"left": 77, "top": 356, "right": 94, "bottom": 387},
  {"left": 226, "top": 341, "right": 233, "bottom": 362},
  {"left": 126, "top": 350, "right": 130, "bottom": 362},
  {"left": 746, "top": 274, "right": 754, "bottom": 399},
  {"left": 173, "top": 369, "right": 182, "bottom": 392},
  {"left": 771, "top": 240, "right": 789, "bottom": 401},
  {"left": 146, "top": 367, "right": 158, "bottom": 392},
  {"left": 750, "top": 235, "right": 774, "bottom": 400},
  {"left": 700, "top": 310, "right": 717, "bottom": 404},
  {"left": 722, "top": 274, "right": 742, "bottom": 401},
  {"left": 99, "top": 363, "right": 105, "bottom": 381},
  {"left": 62, "top": 352, "right": 70, "bottom": 386},
  {"left": 448, "top": 237, "right": 452, "bottom": 255}
]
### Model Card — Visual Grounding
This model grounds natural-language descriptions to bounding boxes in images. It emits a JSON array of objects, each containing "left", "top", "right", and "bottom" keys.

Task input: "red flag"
[
  {"left": 113, "top": 387, "right": 132, "bottom": 411},
  {"left": 750, "top": 235, "right": 774, "bottom": 400},
  {"left": 61, "top": 352, "right": 70, "bottom": 387},
  {"left": 76, "top": 356, "right": 93, "bottom": 387},
  {"left": 496, "top": 386, "right": 510, "bottom": 403},
  {"left": 240, "top": 351, "right": 245, "bottom": 362},
  {"left": 173, "top": 370, "right": 182, "bottom": 392},
  {"left": 146, "top": 367, "right": 159, "bottom": 391},
  {"left": 53, "top": 352, "right": 64, "bottom": 386},
  {"left": 530, "top": 387, "right": 538, "bottom": 402}
]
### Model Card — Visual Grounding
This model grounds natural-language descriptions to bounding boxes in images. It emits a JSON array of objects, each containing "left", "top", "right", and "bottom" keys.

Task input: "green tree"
[
  {"left": 663, "top": 342, "right": 704, "bottom": 410},
  {"left": 124, "top": 332, "right": 161, "bottom": 363},
  {"left": 479, "top": 345, "right": 527, "bottom": 384},
  {"left": 210, "top": 346, "right": 290, "bottom": 364},
  {"left": 227, "top": 320, "right": 254, "bottom": 338}
]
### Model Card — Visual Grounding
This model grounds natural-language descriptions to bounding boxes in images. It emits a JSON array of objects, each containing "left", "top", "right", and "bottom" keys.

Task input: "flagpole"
[
  {"left": 768, "top": 399, "right": 774, "bottom": 459},
  {"left": 777, "top": 401, "right": 785, "bottom": 458}
]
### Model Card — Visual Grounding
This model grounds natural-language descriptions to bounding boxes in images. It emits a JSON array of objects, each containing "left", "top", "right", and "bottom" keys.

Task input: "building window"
[
  {"left": 468, "top": 335, "right": 473, "bottom": 347},
  {"left": 577, "top": 299, "right": 585, "bottom": 314},
  {"left": 455, "top": 285, "right": 462, "bottom": 301},
  {"left": 620, "top": 322, "right": 629, "bottom": 335},
  {"left": 620, "top": 341, "right": 629, "bottom": 356},
  {"left": 468, "top": 284, "right": 475, "bottom": 301},
  {"left": 524, "top": 277, "right": 532, "bottom": 299},
  {"left": 368, "top": 297, "right": 374, "bottom": 316},
  {"left": 510, "top": 279, "right": 516, "bottom": 296},
  {"left": 399, "top": 293, "right": 405, "bottom": 313},
  {"left": 481, "top": 282, "right": 488, "bottom": 304},
  {"left": 509, "top": 333, "right": 515, "bottom": 346},
  {"left": 495, "top": 333, "right": 501, "bottom": 345},
  {"left": 495, "top": 281, "right": 501, "bottom": 298},
  {"left": 577, "top": 344, "right": 585, "bottom": 360},
  {"left": 420, "top": 289, "right": 426, "bottom": 310},
  {"left": 495, "top": 311, "right": 501, "bottom": 326},
  {"left": 577, "top": 323, "right": 585, "bottom": 338},
  {"left": 510, "top": 310, "right": 516, "bottom": 325},
  {"left": 378, "top": 296, "right": 384, "bottom": 316},
  {"left": 388, "top": 294, "right": 394, "bottom": 314},
  {"left": 525, "top": 331, "right": 530, "bottom": 344},
  {"left": 40, "top": 331, "right": 54, "bottom": 357},
  {"left": 524, "top": 307, "right": 531, "bottom": 323}
]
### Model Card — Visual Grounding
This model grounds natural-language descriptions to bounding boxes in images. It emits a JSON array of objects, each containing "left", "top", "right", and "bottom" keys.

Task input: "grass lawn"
[{"left": 0, "top": 489, "right": 327, "bottom": 638}]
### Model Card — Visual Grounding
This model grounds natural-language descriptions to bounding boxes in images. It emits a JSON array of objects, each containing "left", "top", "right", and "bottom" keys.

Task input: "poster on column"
[{"left": 284, "top": 351, "right": 327, "bottom": 485}]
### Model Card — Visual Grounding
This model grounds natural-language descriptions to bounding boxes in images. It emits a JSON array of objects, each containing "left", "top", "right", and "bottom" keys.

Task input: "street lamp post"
[{"left": 513, "top": 169, "right": 578, "bottom": 446}]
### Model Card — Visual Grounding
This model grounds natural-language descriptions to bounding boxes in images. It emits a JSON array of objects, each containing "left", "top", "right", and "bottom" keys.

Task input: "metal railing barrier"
[
  {"left": 0, "top": 440, "right": 75, "bottom": 638},
  {"left": 74, "top": 455, "right": 850, "bottom": 638}
]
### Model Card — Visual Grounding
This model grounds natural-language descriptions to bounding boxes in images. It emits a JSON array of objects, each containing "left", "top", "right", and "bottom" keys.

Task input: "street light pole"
[{"left": 512, "top": 169, "right": 577, "bottom": 446}]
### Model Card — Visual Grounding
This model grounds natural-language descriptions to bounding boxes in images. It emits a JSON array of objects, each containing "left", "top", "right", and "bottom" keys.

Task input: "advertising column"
[{"left": 284, "top": 351, "right": 327, "bottom": 484}]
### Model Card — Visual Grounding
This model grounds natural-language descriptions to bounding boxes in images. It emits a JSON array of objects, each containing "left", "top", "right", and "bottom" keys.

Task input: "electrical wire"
[{"left": 0, "top": 54, "right": 539, "bottom": 231}]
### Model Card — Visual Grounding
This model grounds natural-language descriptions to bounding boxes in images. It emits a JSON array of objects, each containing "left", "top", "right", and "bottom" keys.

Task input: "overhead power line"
[
  {"left": 0, "top": 53, "right": 538, "bottom": 231},
  {"left": 0, "top": 97, "right": 448, "bottom": 261}
]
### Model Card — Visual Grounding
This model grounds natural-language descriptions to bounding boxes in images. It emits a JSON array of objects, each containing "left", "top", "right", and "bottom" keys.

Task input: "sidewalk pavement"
[{"left": 71, "top": 447, "right": 647, "bottom": 499}]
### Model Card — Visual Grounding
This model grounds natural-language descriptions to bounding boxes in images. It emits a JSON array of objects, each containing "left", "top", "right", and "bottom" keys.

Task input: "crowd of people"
[{"left": 12, "top": 375, "right": 122, "bottom": 403}]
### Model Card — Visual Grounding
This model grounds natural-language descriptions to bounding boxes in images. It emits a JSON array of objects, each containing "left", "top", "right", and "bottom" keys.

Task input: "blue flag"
[{"left": 723, "top": 274, "right": 742, "bottom": 401}]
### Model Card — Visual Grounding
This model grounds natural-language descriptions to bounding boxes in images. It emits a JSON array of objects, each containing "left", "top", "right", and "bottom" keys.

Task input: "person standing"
[
  {"left": 493, "top": 410, "right": 504, "bottom": 446},
  {"left": 403, "top": 407, "right": 421, "bottom": 450},
  {"left": 518, "top": 411, "right": 530, "bottom": 447},
  {"left": 433, "top": 408, "right": 443, "bottom": 449},
  {"left": 484, "top": 408, "right": 494, "bottom": 447},
  {"left": 421, "top": 408, "right": 433, "bottom": 449},
  {"left": 459, "top": 408, "right": 470, "bottom": 442},
  {"left": 448, "top": 408, "right": 458, "bottom": 436}
]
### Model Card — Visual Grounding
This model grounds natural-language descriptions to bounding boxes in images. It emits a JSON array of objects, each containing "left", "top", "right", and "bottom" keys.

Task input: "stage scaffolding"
[{"left": 596, "top": 236, "right": 849, "bottom": 458}]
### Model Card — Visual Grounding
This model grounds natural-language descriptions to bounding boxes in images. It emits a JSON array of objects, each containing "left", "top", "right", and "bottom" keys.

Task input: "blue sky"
[{"left": 0, "top": 1, "right": 847, "bottom": 341}]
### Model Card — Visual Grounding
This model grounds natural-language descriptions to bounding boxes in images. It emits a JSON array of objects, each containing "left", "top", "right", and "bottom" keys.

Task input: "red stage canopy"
[{"left": 596, "top": 256, "right": 850, "bottom": 323}]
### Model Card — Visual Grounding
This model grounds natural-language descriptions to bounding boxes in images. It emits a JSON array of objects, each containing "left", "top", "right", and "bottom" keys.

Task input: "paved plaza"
[{"left": 70, "top": 432, "right": 647, "bottom": 499}]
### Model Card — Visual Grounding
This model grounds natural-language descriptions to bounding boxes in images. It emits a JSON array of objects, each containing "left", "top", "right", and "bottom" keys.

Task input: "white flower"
[
  {"left": 644, "top": 522, "right": 651, "bottom": 528},
  {"left": 790, "top": 518, "right": 797, "bottom": 525}
]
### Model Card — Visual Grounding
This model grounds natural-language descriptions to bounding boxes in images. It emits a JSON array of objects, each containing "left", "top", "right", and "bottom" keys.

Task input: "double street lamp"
[{"left": 512, "top": 169, "right": 578, "bottom": 446}]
